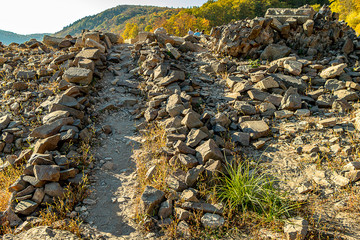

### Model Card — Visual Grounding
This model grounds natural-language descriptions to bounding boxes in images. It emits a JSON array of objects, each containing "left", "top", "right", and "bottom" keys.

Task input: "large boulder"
[
  {"left": 260, "top": 44, "right": 291, "bottom": 60},
  {"left": 63, "top": 67, "right": 93, "bottom": 85}
]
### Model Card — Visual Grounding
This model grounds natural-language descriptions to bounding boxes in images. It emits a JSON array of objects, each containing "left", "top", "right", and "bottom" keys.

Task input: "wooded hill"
[
  {"left": 55, "top": 0, "right": 349, "bottom": 40},
  {"left": 0, "top": 30, "right": 47, "bottom": 45}
]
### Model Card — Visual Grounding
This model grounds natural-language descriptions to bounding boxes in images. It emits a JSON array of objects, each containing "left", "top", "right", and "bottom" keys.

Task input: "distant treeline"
[{"left": 56, "top": 0, "right": 338, "bottom": 40}]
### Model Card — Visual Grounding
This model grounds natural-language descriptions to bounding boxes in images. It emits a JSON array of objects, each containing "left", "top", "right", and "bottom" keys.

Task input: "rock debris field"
[{"left": 1, "top": 4, "right": 360, "bottom": 240}]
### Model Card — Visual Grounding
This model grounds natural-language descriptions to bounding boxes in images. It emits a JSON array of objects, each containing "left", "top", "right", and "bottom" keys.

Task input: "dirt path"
[{"left": 83, "top": 45, "right": 145, "bottom": 239}]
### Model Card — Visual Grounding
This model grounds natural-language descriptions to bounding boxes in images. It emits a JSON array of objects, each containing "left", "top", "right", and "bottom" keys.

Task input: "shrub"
[{"left": 216, "top": 160, "right": 296, "bottom": 221}]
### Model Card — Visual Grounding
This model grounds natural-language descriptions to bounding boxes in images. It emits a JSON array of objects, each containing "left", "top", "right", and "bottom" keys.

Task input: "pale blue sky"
[{"left": 1, "top": 0, "right": 208, "bottom": 34}]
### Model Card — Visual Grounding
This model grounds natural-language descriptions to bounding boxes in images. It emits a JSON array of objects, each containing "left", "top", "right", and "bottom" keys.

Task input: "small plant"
[
  {"left": 216, "top": 160, "right": 296, "bottom": 222},
  {"left": 248, "top": 59, "right": 260, "bottom": 68},
  {"left": 0, "top": 165, "right": 23, "bottom": 212}
]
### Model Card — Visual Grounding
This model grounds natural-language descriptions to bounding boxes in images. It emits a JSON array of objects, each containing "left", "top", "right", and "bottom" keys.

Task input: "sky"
[{"left": 1, "top": 0, "right": 208, "bottom": 35}]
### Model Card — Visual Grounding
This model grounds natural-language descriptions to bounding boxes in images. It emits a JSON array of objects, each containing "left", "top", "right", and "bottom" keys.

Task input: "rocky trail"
[
  {"left": 83, "top": 45, "right": 142, "bottom": 239},
  {"left": 2, "top": 4, "right": 360, "bottom": 240}
]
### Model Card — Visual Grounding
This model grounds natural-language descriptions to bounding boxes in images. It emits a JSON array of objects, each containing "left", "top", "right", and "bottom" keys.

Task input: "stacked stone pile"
[
  {"left": 208, "top": 5, "right": 359, "bottom": 61},
  {"left": 0, "top": 30, "right": 121, "bottom": 230}
]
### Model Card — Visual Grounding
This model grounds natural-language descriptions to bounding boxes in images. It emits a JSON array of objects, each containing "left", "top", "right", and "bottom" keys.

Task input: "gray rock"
[
  {"left": 181, "top": 112, "right": 203, "bottom": 129},
  {"left": 34, "top": 165, "right": 60, "bottom": 181},
  {"left": 185, "top": 165, "right": 205, "bottom": 186},
  {"left": 140, "top": 186, "right": 165, "bottom": 215},
  {"left": 260, "top": 44, "right": 291, "bottom": 60},
  {"left": 30, "top": 117, "right": 74, "bottom": 139},
  {"left": 320, "top": 63, "right": 347, "bottom": 79},
  {"left": 158, "top": 200, "right": 173, "bottom": 219},
  {"left": 196, "top": 139, "right": 223, "bottom": 162},
  {"left": 181, "top": 202, "right": 223, "bottom": 215},
  {"left": 284, "top": 217, "right": 308, "bottom": 240},
  {"left": 2, "top": 226, "right": 79, "bottom": 240},
  {"left": 63, "top": 67, "right": 93, "bottom": 85},
  {"left": 186, "top": 129, "right": 207, "bottom": 148},
  {"left": 281, "top": 87, "right": 302, "bottom": 110},
  {"left": 178, "top": 154, "right": 198, "bottom": 168},
  {"left": 44, "top": 182, "right": 65, "bottom": 198},
  {"left": 240, "top": 120, "right": 270, "bottom": 139},
  {"left": 231, "top": 132, "right": 250, "bottom": 146},
  {"left": 14, "top": 200, "right": 38, "bottom": 215},
  {"left": 201, "top": 213, "right": 225, "bottom": 228},
  {"left": 233, "top": 101, "right": 256, "bottom": 115}
]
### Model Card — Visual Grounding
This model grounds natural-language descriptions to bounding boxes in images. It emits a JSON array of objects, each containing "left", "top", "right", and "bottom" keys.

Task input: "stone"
[
  {"left": 181, "top": 189, "right": 199, "bottom": 202},
  {"left": 233, "top": 101, "right": 256, "bottom": 115},
  {"left": 22, "top": 176, "right": 44, "bottom": 188},
  {"left": 30, "top": 117, "right": 74, "bottom": 138},
  {"left": 343, "top": 162, "right": 360, "bottom": 171},
  {"left": 324, "top": 79, "right": 345, "bottom": 91},
  {"left": 260, "top": 44, "right": 291, "bottom": 60},
  {"left": 175, "top": 207, "right": 191, "bottom": 221},
  {"left": 343, "top": 38, "right": 354, "bottom": 55},
  {"left": 63, "top": 67, "right": 93, "bottom": 85},
  {"left": 345, "top": 170, "right": 360, "bottom": 183},
  {"left": 60, "top": 168, "right": 78, "bottom": 180},
  {"left": 231, "top": 132, "right": 250, "bottom": 146},
  {"left": 273, "top": 74, "right": 307, "bottom": 92},
  {"left": 319, "top": 118, "right": 336, "bottom": 127},
  {"left": 247, "top": 89, "right": 270, "bottom": 101},
  {"left": 295, "top": 109, "right": 310, "bottom": 117},
  {"left": 3, "top": 226, "right": 79, "bottom": 240},
  {"left": 43, "top": 35, "right": 62, "bottom": 47},
  {"left": 240, "top": 121, "right": 270, "bottom": 139},
  {"left": 186, "top": 129, "right": 207, "bottom": 148},
  {"left": 254, "top": 76, "right": 279, "bottom": 89},
  {"left": 144, "top": 108, "right": 158, "bottom": 122},
  {"left": 196, "top": 139, "right": 223, "bottom": 162},
  {"left": 185, "top": 165, "right": 205, "bottom": 186},
  {"left": 76, "top": 48, "right": 101, "bottom": 60},
  {"left": 44, "top": 182, "right": 65, "bottom": 198},
  {"left": 0, "top": 115, "right": 11, "bottom": 131},
  {"left": 181, "top": 112, "right": 203, "bottom": 129},
  {"left": 178, "top": 154, "right": 198, "bottom": 168},
  {"left": 85, "top": 38, "right": 105, "bottom": 53},
  {"left": 166, "top": 43, "right": 181, "bottom": 59},
  {"left": 32, "top": 188, "right": 45, "bottom": 204},
  {"left": 14, "top": 200, "right": 38, "bottom": 215},
  {"left": 281, "top": 87, "right": 302, "bottom": 110},
  {"left": 201, "top": 213, "right": 225, "bottom": 228},
  {"left": 33, "top": 134, "right": 61, "bottom": 154},
  {"left": 284, "top": 60, "right": 302, "bottom": 76},
  {"left": 12, "top": 82, "right": 28, "bottom": 91},
  {"left": 334, "top": 89, "right": 358, "bottom": 101},
  {"left": 275, "top": 110, "right": 293, "bottom": 119},
  {"left": 320, "top": 63, "right": 347, "bottom": 79},
  {"left": 158, "top": 70, "right": 185, "bottom": 86},
  {"left": 174, "top": 141, "right": 196, "bottom": 155},
  {"left": 166, "top": 175, "right": 187, "bottom": 191},
  {"left": 140, "top": 186, "right": 165, "bottom": 215},
  {"left": 181, "top": 202, "right": 223, "bottom": 215},
  {"left": 284, "top": 217, "right": 308, "bottom": 240},
  {"left": 158, "top": 200, "right": 173, "bottom": 219},
  {"left": 34, "top": 165, "right": 60, "bottom": 181},
  {"left": 303, "top": 20, "right": 314, "bottom": 36},
  {"left": 42, "top": 111, "right": 70, "bottom": 125}
]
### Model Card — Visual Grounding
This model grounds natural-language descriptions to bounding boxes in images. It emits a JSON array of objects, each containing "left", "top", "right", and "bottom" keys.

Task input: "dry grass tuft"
[{"left": 0, "top": 165, "right": 23, "bottom": 212}]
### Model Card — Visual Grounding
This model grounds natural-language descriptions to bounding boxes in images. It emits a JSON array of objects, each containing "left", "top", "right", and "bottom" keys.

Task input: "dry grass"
[
  {"left": 0, "top": 165, "right": 23, "bottom": 212},
  {"left": 36, "top": 174, "right": 89, "bottom": 237}
]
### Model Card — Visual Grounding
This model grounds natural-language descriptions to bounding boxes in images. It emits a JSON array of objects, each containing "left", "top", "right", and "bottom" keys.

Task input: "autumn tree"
[
  {"left": 121, "top": 23, "right": 139, "bottom": 39},
  {"left": 162, "top": 10, "right": 210, "bottom": 36},
  {"left": 330, "top": 0, "right": 360, "bottom": 34}
]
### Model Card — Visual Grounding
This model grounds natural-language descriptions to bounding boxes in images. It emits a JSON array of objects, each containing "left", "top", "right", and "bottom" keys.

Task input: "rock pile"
[
  {"left": 208, "top": 5, "right": 359, "bottom": 61},
  {"left": 0, "top": 30, "right": 121, "bottom": 230},
  {"left": 125, "top": 4, "right": 360, "bottom": 237},
  {"left": 2, "top": 3, "right": 360, "bottom": 239}
]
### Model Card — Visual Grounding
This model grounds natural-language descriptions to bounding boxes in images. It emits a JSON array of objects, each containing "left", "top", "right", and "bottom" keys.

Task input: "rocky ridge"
[{"left": 1, "top": 4, "right": 360, "bottom": 240}]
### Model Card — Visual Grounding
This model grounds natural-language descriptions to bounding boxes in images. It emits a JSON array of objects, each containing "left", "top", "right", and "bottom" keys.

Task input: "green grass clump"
[{"left": 217, "top": 160, "right": 296, "bottom": 222}]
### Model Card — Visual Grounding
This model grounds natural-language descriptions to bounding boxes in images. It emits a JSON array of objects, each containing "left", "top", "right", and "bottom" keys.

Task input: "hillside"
[
  {"left": 55, "top": 0, "right": 330, "bottom": 39},
  {"left": 0, "top": 30, "right": 47, "bottom": 45},
  {"left": 54, "top": 5, "right": 174, "bottom": 37}
]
